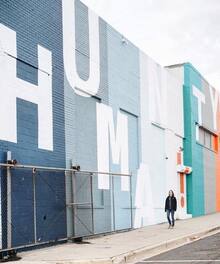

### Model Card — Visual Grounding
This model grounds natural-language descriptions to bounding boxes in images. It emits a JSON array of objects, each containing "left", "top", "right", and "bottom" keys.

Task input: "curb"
[
  {"left": 110, "top": 225, "right": 220, "bottom": 264},
  {"left": 15, "top": 225, "right": 220, "bottom": 264}
]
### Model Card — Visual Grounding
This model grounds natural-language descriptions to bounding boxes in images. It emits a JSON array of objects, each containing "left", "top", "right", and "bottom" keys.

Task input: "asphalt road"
[{"left": 136, "top": 232, "right": 220, "bottom": 264}]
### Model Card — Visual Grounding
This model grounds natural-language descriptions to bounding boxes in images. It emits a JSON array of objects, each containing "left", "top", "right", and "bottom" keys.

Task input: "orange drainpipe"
[{"left": 177, "top": 151, "right": 185, "bottom": 208}]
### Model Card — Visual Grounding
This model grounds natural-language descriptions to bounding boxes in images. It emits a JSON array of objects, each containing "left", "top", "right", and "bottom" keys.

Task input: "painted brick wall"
[
  {"left": 184, "top": 63, "right": 205, "bottom": 217},
  {"left": 0, "top": 0, "right": 66, "bottom": 247},
  {"left": 1, "top": 0, "right": 219, "bottom": 251}
]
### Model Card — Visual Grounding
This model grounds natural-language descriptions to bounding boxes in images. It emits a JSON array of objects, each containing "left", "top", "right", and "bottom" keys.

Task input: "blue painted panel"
[
  {"left": 113, "top": 110, "right": 139, "bottom": 230},
  {"left": 106, "top": 23, "right": 140, "bottom": 230},
  {"left": 0, "top": 0, "right": 66, "bottom": 247}
]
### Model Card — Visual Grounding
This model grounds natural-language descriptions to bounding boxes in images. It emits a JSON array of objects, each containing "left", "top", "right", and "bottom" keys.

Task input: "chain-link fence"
[
  {"left": 0, "top": 165, "right": 67, "bottom": 251},
  {"left": 0, "top": 164, "right": 132, "bottom": 253},
  {"left": 67, "top": 171, "right": 133, "bottom": 238}
]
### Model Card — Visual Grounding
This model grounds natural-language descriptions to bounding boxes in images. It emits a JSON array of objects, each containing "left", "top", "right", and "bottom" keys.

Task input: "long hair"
[{"left": 169, "top": 190, "right": 174, "bottom": 197}]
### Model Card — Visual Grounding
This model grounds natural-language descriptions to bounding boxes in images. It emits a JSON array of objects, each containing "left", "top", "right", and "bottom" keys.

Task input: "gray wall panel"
[{"left": 203, "top": 148, "right": 216, "bottom": 214}]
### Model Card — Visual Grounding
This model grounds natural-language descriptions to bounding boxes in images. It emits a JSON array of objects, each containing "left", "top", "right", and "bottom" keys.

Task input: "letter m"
[{"left": 96, "top": 103, "right": 129, "bottom": 191}]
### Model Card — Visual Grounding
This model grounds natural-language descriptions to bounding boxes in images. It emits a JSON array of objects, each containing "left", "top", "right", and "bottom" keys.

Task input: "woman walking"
[{"left": 165, "top": 190, "right": 177, "bottom": 228}]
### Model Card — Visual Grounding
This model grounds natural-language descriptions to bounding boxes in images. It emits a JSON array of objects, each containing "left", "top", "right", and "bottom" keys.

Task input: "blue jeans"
[{"left": 166, "top": 209, "right": 175, "bottom": 226}]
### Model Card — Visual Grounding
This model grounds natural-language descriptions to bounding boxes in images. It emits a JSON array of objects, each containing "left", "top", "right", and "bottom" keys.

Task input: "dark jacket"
[{"left": 165, "top": 196, "right": 177, "bottom": 211}]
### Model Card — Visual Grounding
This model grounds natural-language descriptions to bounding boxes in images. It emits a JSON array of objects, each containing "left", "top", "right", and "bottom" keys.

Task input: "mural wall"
[
  {"left": 0, "top": 0, "right": 219, "bottom": 248},
  {"left": 169, "top": 63, "right": 220, "bottom": 217},
  {"left": 0, "top": 0, "right": 66, "bottom": 248}
]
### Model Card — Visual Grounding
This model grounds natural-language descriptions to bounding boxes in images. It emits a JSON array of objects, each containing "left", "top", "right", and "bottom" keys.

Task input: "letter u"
[{"left": 62, "top": 0, "right": 100, "bottom": 97}]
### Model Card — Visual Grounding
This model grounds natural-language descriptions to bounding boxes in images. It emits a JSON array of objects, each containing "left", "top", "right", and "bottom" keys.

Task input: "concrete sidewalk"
[{"left": 12, "top": 213, "right": 220, "bottom": 264}]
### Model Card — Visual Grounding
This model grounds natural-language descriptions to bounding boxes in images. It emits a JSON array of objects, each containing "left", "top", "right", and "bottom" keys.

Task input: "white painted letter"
[
  {"left": 0, "top": 24, "right": 53, "bottom": 150},
  {"left": 209, "top": 85, "right": 219, "bottom": 130},
  {"left": 192, "top": 85, "right": 205, "bottom": 125},
  {"left": 147, "top": 58, "right": 167, "bottom": 125},
  {"left": 96, "top": 103, "right": 129, "bottom": 191},
  {"left": 62, "top": 0, "right": 100, "bottom": 97}
]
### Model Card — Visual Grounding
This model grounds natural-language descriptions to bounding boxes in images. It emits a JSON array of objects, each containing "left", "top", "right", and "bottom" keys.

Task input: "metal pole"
[
  {"left": 32, "top": 169, "right": 37, "bottom": 243},
  {"left": 67, "top": 202, "right": 92, "bottom": 206},
  {"left": 72, "top": 171, "right": 76, "bottom": 237},
  {"left": 0, "top": 163, "right": 132, "bottom": 177},
  {"left": 66, "top": 170, "right": 74, "bottom": 239},
  {"left": 129, "top": 173, "right": 133, "bottom": 229},
  {"left": 111, "top": 175, "right": 116, "bottom": 232},
  {"left": 90, "top": 173, "right": 94, "bottom": 234},
  {"left": 7, "top": 166, "right": 12, "bottom": 249}
]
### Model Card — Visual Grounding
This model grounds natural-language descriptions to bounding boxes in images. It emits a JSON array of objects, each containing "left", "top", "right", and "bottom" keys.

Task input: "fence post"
[
  {"left": 111, "top": 175, "right": 116, "bottom": 232},
  {"left": 32, "top": 168, "right": 37, "bottom": 243},
  {"left": 65, "top": 170, "right": 74, "bottom": 239},
  {"left": 129, "top": 173, "right": 133, "bottom": 229},
  {"left": 6, "top": 151, "right": 12, "bottom": 249},
  {"left": 71, "top": 171, "right": 76, "bottom": 237},
  {"left": 90, "top": 173, "right": 94, "bottom": 234},
  {"left": 6, "top": 166, "right": 12, "bottom": 249}
]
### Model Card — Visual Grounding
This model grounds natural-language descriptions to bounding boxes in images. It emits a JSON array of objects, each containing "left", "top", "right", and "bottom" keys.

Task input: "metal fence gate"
[
  {"left": 0, "top": 163, "right": 133, "bottom": 253},
  {"left": 0, "top": 164, "right": 67, "bottom": 252},
  {"left": 66, "top": 171, "right": 133, "bottom": 238}
]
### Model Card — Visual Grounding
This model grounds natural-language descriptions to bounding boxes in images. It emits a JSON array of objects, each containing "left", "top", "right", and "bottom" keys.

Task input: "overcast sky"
[{"left": 81, "top": 0, "right": 220, "bottom": 90}]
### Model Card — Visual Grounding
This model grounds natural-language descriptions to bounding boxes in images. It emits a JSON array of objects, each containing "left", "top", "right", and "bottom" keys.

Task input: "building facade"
[
  {"left": 0, "top": 0, "right": 219, "bottom": 250},
  {"left": 169, "top": 63, "right": 220, "bottom": 217}
]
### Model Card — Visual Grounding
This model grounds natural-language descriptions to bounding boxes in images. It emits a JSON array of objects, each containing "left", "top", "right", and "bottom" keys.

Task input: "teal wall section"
[{"left": 184, "top": 63, "right": 204, "bottom": 216}]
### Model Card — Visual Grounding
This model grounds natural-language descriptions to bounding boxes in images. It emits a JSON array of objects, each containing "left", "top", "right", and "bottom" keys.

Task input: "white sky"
[{"left": 81, "top": 0, "right": 220, "bottom": 90}]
